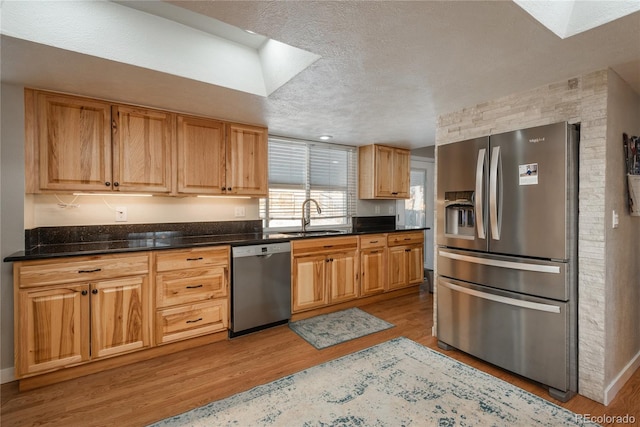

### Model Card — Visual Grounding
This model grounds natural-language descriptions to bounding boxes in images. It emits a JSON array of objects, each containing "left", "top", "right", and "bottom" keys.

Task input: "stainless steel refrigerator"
[{"left": 436, "top": 122, "right": 578, "bottom": 401}]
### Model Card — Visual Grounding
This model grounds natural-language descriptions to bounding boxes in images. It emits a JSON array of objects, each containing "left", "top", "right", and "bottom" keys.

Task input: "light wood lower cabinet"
[
  {"left": 154, "top": 246, "right": 230, "bottom": 344},
  {"left": 14, "top": 253, "right": 151, "bottom": 378},
  {"left": 359, "top": 234, "right": 387, "bottom": 296},
  {"left": 387, "top": 232, "right": 424, "bottom": 290},
  {"left": 292, "top": 236, "right": 359, "bottom": 313}
]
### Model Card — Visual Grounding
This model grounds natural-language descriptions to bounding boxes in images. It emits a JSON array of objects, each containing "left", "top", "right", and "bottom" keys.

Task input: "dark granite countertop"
[{"left": 4, "top": 221, "right": 429, "bottom": 262}]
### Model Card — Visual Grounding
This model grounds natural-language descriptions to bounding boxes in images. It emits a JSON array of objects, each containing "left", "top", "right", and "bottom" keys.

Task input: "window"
[{"left": 260, "top": 137, "right": 357, "bottom": 229}]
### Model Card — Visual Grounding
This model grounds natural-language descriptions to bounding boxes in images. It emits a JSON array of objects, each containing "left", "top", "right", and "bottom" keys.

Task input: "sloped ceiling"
[{"left": 2, "top": 1, "right": 639, "bottom": 149}]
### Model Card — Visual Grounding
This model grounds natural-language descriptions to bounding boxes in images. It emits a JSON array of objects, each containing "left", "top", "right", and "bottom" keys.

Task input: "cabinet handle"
[
  {"left": 370, "top": 250, "right": 379, "bottom": 254},
  {"left": 186, "top": 257, "right": 204, "bottom": 261},
  {"left": 370, "top": 240, "right": 378, "bottom": 243},
  {"left": 186, "top": 318, "right": 203, "bottom": 324},
  {"left": 323, "top": 245, "right": 334, "bottom": 248},
  {"left": 92, "top": 289, "right": 99, "bottom": 294},
  {"left": 392, "top": 192, "right": 398, "bottom": 195},
  {"left": 78, "top": 268, "right": 102, "bottom": 273},
  {"left": 186, "top": 284, "right": 204, "bottom": 289},
  {"left": 405, "top": 249, "right": 411, "bottom": 252},
  {"left": 81, "top": 290, "right": 88, "bottom": 296},
  {"left": 404, "top": 237, "right": 412, "bottom": 241},
  {"left": 105, "top": 182, "right": 111, "bottom": 187}
]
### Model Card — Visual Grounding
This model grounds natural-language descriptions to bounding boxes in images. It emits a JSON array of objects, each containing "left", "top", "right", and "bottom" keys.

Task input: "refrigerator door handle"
[
  {"left": 438, "top": 250, "right": 561, "bottom": 273},
  {"left": 475, "top": 148, "right": 487, "bottom": 239},
  {"left": 440, "top": 280, "right": 561, "bottom": 314},
  {"left": 490, "top": 146, "right": 502, "bottom": 240}
]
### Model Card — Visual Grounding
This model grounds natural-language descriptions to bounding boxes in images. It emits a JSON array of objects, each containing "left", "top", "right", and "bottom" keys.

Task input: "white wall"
[
  {"left": 1, "top": 84, "right": 25, "bottom": 380},
  {"left": 26, "top": 194, "right": 260, "bottom": 228}
]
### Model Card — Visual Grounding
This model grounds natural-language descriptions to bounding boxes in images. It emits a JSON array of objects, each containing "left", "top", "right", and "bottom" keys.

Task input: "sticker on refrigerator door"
[{"left": 519, "top": 163, "right": 538, "bottom": 185}]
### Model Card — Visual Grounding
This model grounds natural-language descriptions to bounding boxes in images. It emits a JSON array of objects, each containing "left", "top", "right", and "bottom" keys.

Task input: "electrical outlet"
[
  {"left": 612, "top": 210, "right": 619, "bottom": 229},
  {"left": 234, "top": 207, "right": 246, "bottom": 218},
  {"left": 374, "top": 205, "right": 380, "bottom": 214},
  {"left": 115, "top": 207, "right": 127, "bottom": 222},
  {"left": 388, "top": 206, "right": 395, "bottom": 214}
]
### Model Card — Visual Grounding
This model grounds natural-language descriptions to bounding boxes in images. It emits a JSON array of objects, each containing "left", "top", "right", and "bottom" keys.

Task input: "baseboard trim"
[
  {"left": 603, "top": 348, "right": 640, "bottom": 406},
  {"left": 1, "top": 367, "right": 16, "bottom": 384}
]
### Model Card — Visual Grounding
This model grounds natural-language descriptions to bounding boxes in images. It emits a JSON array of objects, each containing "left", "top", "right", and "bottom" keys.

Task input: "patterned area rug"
[
  {"left": 288, "top": 307, "right": 394, "bottom": 349},
  {"left": 150, "top": 337, "right": 598, "bottom": 427}
]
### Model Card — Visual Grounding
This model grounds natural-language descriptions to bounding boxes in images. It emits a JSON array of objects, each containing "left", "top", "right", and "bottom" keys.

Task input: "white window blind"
[{"left": 261, "top": 137, "right": 357, "bottom": 229}]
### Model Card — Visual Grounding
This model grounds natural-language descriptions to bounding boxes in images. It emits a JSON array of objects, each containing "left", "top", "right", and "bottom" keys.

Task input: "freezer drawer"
[
  {"left": 438, "top": 248, "right": 573, "bottom": 301},
  {"left": 437, "top": 277, "right": 576, "bottom": 395}
]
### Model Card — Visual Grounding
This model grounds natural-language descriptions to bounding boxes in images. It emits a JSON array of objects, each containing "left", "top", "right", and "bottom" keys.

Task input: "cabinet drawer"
[
  {"left": 155, "top": 246, "right": 229, "bottom": 272},
  {"left": 359, "top": 234, "right": 387, "bottom": 249},
  {"left": 16, "top": 253, "right": 150, "bottom": 288},
  {"left": 387, "top": 232, "right": 424, "bottom": 247},
  {"left": 156, "top": 300, "right": 228, "bottom": 344},
  {"left": 292, "top": 236, "right": 358, "bottom": 256},
  {"left": 156, "top": 267, "right": 227, "bottom": 308}
]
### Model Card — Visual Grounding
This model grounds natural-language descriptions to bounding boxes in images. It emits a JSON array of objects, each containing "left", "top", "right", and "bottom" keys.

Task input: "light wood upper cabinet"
[
  {"left": 358, "top": 144, "right": 410, "bottom": 199},
  {"left": 112, "top": 105, "right": 173, "bottom": 193},
  {"left": 176, "top": 115, "right": 226, "bottom": 194},
  {"left": 225, "top": 123, "right": 268, "bottom": 196},
  {"left": 26, "top": 89, "right": 268, "bottom": 197},
  {"left": 176, "top": 119, "right": 267, "bottom": 196},
  {"left": 34, "top": 91, "right": 112, "bottom": 192}
]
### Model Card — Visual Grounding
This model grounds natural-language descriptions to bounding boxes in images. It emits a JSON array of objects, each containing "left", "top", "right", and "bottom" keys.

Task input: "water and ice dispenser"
[{"left": 444, "top": 191, "right": 476, "bottom": 238}]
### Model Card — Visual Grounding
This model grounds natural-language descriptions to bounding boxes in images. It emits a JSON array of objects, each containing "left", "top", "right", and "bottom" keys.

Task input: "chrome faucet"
[{"left": 301, "top": 198, "right": 321, "bottom": 232}]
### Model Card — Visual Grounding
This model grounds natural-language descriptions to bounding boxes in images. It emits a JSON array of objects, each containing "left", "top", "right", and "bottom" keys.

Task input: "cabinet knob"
[
  {"left": 81, "top": 290, "right": 88, "bottom": 296},
  {"left": 113, "top": 182, "right": 119, "bottom": 187},
  {"left": 227, "top": 187, "right": 232, "bottom": 191},
  {"left": 221, "top": 187, "right": 226, "bottom": 191},
  {"left": 92, "top": 289, "right": 98, "bottom": 295},
  {"left": 105, "top": 182, "right": 111, "bottom": 187}
]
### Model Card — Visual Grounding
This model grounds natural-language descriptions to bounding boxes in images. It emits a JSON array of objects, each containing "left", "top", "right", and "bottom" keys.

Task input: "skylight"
[
  {"left": 514, "top": 0, "right": 640, "bottom": 39},
  {"left": 1, "top": 1, "right": 320, "bottom": 97}
]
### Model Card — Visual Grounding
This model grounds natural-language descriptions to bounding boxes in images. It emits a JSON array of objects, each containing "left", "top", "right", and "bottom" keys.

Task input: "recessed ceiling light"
[{"left": 319, "top": 135, "right": 333, "bottom": 141}]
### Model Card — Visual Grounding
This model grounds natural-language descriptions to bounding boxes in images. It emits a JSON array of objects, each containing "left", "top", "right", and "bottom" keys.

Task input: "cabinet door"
[
  {"left": 407, "top": 245, "right": 424, "bottom": 285},
  {"left": 292, "top": 255, "right": 327, "bottom": 312},
  {"left": 225, "top": 123, "right": 268, "bottom": 196},
  {"left": 361, "top": 248, "right": 386, "bottom": 296},
  {"left": 36, "top": 92, "right": 112, "bottom": 191},
  {"left": 392, "top": 148, "right": 410, "bottom": 197},
  {"left": 328, "top": 251, "right": 359, "bottom": 303},
  {"left": 112, "top": 105, "right": 173, "bottom": 193},
  {"left": 17, "top": 285, "right": 90, "bottom": 376},
  {"left": 176, "top": 115, "right": 226, "bottom": 194},
  {"left": 90, "top": 276, "right": 150, "bottom": 359},
  {"left": 374, "top": 145, "right": 395, "bottom": 197},
  {"left": 388, "top": 246, "right": 408, "bottom": 290}
]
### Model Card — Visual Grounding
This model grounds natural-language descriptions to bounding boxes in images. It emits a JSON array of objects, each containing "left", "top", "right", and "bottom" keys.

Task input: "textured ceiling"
[{"left": 2, "top": 1, "right": 639, "bottom": 149}]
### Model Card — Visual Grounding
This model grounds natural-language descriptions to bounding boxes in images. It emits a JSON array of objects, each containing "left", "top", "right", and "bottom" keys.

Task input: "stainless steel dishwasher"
[{"left": 230, "top": 242, "right": 291, "bottom": 337}]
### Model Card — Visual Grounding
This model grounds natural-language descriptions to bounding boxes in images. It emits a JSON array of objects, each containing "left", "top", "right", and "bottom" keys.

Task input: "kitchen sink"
[{"left": 281, "top": 229, "right": 347, "bottom": 237}]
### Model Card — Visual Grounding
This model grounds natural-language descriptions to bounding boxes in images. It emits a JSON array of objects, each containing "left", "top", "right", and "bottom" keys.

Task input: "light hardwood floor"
[{"left": 2, "top": 284, "right": 639, "bottom": 426}]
